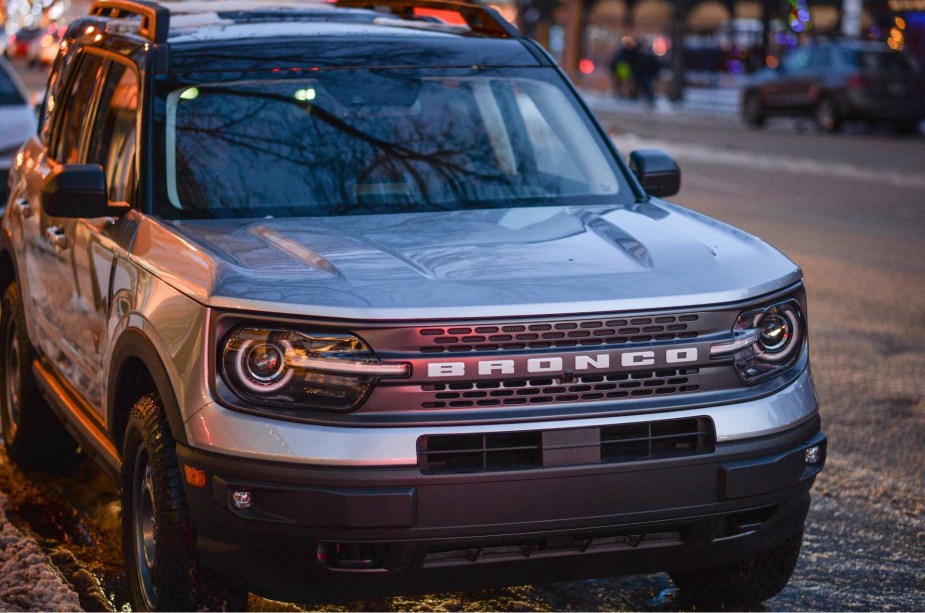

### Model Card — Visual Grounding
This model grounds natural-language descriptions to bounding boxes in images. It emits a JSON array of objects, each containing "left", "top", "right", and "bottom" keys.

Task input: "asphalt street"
[{"left": 1, "top": 61, "right": 923, "bottom": 611}]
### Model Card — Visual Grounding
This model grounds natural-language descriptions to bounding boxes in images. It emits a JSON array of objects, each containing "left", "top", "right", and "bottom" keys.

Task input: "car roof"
[{"left": 76, "top": 0, "right": 539, "bottom": 73}]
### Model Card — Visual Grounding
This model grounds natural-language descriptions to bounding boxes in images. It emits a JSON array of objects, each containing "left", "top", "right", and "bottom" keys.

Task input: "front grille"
[
  {"left": 419, "top": 369, "right": 702, "bottom": 410},
  {"left": 418, "top": 417, "right": 714, "bottom": 474},
  {"left": 417, "top": 314, "right": 700, "bottom": 353}
]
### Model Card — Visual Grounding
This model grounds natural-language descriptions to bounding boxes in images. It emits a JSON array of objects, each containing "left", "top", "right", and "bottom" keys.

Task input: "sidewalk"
[{"left": 579, "top": 85, "right": 741, "bottom": 118}]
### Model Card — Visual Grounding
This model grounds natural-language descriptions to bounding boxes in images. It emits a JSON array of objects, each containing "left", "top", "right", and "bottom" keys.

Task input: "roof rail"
[
  {"left": 335, "top": 0, "right": 518, "bottom": 38},
  {"left": 89, "top": 0, "right": 170, "bottom": 43}
]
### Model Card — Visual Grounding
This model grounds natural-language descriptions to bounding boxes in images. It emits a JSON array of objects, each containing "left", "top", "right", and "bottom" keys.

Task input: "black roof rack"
[
  {"left": 89, "top": 0, "right": 170, "bottom": 43},
  {"left": 87, "top": 0, "right": 517, "bottom": 43},
  {"left": 335, "top": 0, "right": 519, "bottom": 38}
]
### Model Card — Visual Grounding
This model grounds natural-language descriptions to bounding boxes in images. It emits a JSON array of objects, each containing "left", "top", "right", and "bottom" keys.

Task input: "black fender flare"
[{"left": 107, "top": 328, "right": 188, "bottom": 450}]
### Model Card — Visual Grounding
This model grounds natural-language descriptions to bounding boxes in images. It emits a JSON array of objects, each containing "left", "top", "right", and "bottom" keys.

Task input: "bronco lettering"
[{"left": 425, "top": 347, "right": 699, "bottom": 378}]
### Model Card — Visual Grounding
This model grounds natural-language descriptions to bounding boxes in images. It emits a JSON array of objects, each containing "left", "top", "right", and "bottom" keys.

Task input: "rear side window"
[
  {"left": 0, "top": 65, "right": 25, "bottom": 106},
  {"left": 87, "top": 61, "right": 139, "bottom": 205},
  {"left": 838, "top": 49, "right": 916, "bottom": 75},
  {"left": 52, "top": 53, "right": 105, "bottom": 164}
]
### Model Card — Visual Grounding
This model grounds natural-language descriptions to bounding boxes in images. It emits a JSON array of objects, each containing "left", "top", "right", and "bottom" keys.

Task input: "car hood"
[{"left": 131, "top": 203, "right": 802, "bottom": 319}]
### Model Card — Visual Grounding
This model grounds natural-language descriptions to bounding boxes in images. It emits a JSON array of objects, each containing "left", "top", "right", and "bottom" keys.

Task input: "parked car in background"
[
  {"left": 26, "top": 25, "right": 64, "bottom": 66},
  {"left": 0, "top": 56, "right": 36, "bottom": 204},
  {"left": 742, "top": 41, "right": 925, "bottom": 134},
  {"left": 4, "top": 28, "right": 42, "bottom": 59}
]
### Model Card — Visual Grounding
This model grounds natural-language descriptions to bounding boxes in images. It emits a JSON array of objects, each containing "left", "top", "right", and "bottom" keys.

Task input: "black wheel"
[
  {"left": 742, "top": 92, "right": 765, "bottom": 128},
  {"left": 122, "top": 392, "right": 247, "bottom": 611},
  {"left": 0, "top": 281, "right": 76, "bottom": 469},
  {"left": 814, "top": 97, "right": 842, "bottom": 132},
  {"left": 670, "top": 530, "right": 803, "bottom": 608}
]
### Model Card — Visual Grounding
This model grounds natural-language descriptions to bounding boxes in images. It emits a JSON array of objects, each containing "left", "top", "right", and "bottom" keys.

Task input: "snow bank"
[{"left": 0, "top": 492, "right": 82, "bottom": 612}]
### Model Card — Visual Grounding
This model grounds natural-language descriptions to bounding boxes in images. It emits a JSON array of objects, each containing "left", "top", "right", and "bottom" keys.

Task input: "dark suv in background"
[{"left": 742, "top": 41, "right": 925, "bottom": 133}]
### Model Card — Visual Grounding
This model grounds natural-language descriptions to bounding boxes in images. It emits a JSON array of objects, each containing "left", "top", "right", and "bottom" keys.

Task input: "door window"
[
  {"left": 52, "top": 53, "right": 105, "bottom": 164},
  {"left": 781, "top": 48, "right": 810, "bottom": 73},
  {"left": 87, "top": 61, "right": 139, "bottom": 205}
]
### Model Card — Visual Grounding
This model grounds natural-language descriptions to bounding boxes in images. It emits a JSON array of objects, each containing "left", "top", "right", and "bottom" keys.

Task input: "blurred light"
[
  {"left": 294, "top": 88, "right": 316, "bottom": 101},
  {"left": 93, "top": 34, "right": 103, "bottom": 42},
  {"left": 891, "top": 28, "right": 903, "bottom": 41},
  {"left": 85, "top": 26, "right": 95, "bottom": 35},
  {"left": 870, "top": 25, "right": 882, "bottom": 38},
  {"left": 766, "top": 56, "right": 779, "bottom": 68},
  {"left": 895, "top": 16, "right": 906, "bottom": 29},
  {"left": 792, "top": 21, "right": 805, "bottom": 32},
  {"left": 180, "top": 87, "right": 199, "bottom": 100},
  {"left": 797, "top": 9, "right": 810, "bottom": 21},
  {"left": 652, "top": 36, "right": 670, "bottom": 57},
  {"left": 578, "top": 58, "right": 594, "bottom": 75},
  {"left": 40, "top": 34, "right": 53, "bottom": 47},
  {"left": 887, "top": 38, "right": 899, "bottom": 49}
]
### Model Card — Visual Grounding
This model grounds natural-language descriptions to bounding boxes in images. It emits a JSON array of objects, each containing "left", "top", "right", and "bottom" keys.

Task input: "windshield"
[{"left": 158, "top": 67, "right": 632, "bottom": 219}]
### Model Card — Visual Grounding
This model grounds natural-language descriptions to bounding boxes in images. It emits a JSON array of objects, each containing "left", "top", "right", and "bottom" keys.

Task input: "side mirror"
[
  {"left": 628, "top": 149, "right": 681, "bottom": 198},
  {"left": 41, "top": 164, "right": 129, "bottom": 218}
]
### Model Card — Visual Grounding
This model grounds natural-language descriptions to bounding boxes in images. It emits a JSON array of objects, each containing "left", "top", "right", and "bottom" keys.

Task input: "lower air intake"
[{"left": 418, "top": 417, "right": 714, "bottom": 474}]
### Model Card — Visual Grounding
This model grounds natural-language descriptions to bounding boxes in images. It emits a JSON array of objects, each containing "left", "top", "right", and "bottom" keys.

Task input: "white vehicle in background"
[{"left": 0, "top": 56, "right": 35, "bottom": 204}]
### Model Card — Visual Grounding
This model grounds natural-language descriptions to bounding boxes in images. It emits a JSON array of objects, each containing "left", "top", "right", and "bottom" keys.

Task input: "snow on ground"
[{"left": 0, "top": 492, "right": 82, "bottom": 612}]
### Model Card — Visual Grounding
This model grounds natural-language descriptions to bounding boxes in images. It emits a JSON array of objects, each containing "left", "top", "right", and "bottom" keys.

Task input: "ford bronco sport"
[{"left": 1, "top": 0, "right": 826, "bottom": 610}]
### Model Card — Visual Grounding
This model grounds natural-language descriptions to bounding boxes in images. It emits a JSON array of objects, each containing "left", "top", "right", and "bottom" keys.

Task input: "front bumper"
[{"left": 178, "top": 412, "right": 825, "bottom": 602}]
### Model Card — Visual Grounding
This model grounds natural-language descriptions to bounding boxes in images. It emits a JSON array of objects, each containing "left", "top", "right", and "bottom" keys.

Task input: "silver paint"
[
  {"left": 184, "top": 368, "right": 818, "bottom": 466},
  {"left": 128, "top": 204, "right": 804, "bottom": 321}
]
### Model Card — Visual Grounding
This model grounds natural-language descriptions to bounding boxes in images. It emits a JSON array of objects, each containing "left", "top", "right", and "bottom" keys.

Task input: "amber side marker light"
[{"left": 184, "top": 465, "right": 207, "bottom": 488}]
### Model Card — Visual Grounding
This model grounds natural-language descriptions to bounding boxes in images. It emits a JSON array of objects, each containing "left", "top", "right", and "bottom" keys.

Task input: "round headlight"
[
  {"left": 758, "top": 314, "right": 791, "bottom": 353},
  {"left": 235, "top": 338, "right": 293, "bottom": 392},
  {"left": 753, "top": 307, "right": 801, "bottom": 363}
]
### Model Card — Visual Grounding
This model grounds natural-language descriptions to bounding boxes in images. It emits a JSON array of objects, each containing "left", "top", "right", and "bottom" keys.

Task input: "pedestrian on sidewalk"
[{"left": 610, "top": 36, "right": 660, "bottom": 106}]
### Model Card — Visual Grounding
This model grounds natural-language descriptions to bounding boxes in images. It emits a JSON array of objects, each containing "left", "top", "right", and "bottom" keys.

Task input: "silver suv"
[{"left": 1, "top": 0, "right": 825, "bottom": 610}]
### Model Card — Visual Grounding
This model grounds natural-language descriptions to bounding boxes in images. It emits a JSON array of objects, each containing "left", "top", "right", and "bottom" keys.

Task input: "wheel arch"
[{"left": 108, "top": 328, "right": 188, "bottom": 454}]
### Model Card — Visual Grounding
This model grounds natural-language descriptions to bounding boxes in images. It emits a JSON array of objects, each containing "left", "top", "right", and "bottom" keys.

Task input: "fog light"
[
  {"left": 232, "top": 490, "right": 254, "bottom": 509},
  {"left": 804, "top": 445, "right": 821, "bottom": 465}
]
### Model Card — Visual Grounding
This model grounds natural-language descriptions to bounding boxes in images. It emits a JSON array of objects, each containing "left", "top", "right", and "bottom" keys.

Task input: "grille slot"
[
  {"left": 418, "top": 369, "right": 701, "bottom": 409},
  {"left": 418, "top": 432, "right": 542, "bottom": 473},
  {"left": 600, "top": 418, "right": 714, "bottom": 463},
  {"left": 418, "top": 314, "right": 700, "bottom": 353},
  {"left": 418, "top": 418, "right": 714, "bottom": 474}
]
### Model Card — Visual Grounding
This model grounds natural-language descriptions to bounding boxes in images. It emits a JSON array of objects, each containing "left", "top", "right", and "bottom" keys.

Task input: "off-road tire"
[
  {"left": 669, "top": 530, "right": 803, "bottom": 608},
  {"left": 0, "top": 281, "right": 77, "bottom": 469},
  {"left": 122, "top": 392, "right": 247, "bottom": 611},
  {"left": 742, "top": 92, "right": 766, "bottom": 128},
  {"left": 814, "top": 97, "right": 842, "bottom": 132}
]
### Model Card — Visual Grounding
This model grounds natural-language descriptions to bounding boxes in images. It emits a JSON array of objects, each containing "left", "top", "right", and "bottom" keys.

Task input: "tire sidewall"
[
  {"left": 0, "top": 287, "right": 20, "bottom": 446},
  {"left": 121, "top": 395, "right": 198, "bottom": 612}
]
